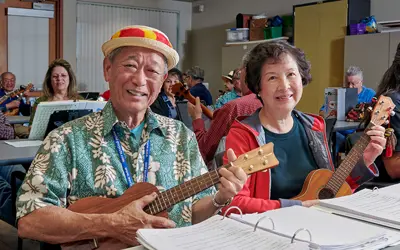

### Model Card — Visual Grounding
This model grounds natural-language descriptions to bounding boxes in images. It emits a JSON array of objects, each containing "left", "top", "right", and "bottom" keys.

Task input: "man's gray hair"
[
  {"left": 108, "top": 46, "right": 168, "bottom": 74},
  {"left": 346, "top": 66, "right": 363, "bottom": 80}
]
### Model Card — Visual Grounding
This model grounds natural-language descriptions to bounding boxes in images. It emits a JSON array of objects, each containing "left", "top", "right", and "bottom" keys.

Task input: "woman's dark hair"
[
  {"left": 376, "top": 42, "right": 400, "bottom": 97},
  {"left": 245, "top": 40, "right": 312, "bottom": 95},
  {"left": 167, "top": 68, "right": 184, "bottom": 83}
]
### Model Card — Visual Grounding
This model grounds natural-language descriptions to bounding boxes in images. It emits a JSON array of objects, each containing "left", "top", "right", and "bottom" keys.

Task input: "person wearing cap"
[
  {"left": 222, "top": 70, "right": 234, "bottom": 92},
  {"left": 215, "top": 68, "right": 243, "bottom": 109},
  {"left": 185, "top": 66, "right": 213, "bottom": 106},
  {"left": 16, "top": 25, "right": 247, "bottom": 247}
]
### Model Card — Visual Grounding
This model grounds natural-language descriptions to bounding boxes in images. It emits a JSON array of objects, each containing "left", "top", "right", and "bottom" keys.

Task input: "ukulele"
[
  {"left": 292, "top": 95, "right": 395, "bottom": 201},
  {"left": 61, "top": 143, "right": 279, "bottom": 250},
  {"left": 171, "top": 82, "right": 214, "bottom": 119},
  {"left": 0, "top": 83, "right": 33, "bottom": 116}
]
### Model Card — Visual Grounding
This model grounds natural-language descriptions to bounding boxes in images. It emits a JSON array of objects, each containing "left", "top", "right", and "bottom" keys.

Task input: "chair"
[
  {"left": 325, "top": 118, "right": 337, "bottom": 165},
  {"left": 176, "top": 100, "right": 193, "bottom": 130}
]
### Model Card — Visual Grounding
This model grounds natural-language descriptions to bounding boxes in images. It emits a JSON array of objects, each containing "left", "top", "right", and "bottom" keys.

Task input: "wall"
[
  {"left": 371, "top": 0, "right": 400, "bottom": 22},
  {"left": 63, "top": 0, "right": 192, "bottom": 74},
  {"left": 190, "top": 0, "right": 313, "bottom": 102},
  {"left": 191, "top": 0, "right": 400, "bottom": 102}
]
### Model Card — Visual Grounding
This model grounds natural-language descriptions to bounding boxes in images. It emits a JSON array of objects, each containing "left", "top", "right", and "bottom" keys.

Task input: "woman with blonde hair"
[{"left": 29, "top": 59, "right": 82, "bottom": 125}]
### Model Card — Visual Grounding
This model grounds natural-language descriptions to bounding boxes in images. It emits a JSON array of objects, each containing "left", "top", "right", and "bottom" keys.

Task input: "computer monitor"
[
  {"left": 29, "top": 100, "right": 107, "bottom": 140},
  {"left": 79, "top": 92, "right": 100, "bottom": 100}
]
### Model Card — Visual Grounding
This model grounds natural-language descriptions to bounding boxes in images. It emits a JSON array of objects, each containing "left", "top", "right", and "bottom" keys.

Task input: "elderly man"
[
  {"left": 345, "top": 66, "right": 376, "bottom": 103},
  {"left": 215, "top": 68, "right": 243, "bottom": 109},
  {"left": 16, "top": 25, "right": 246, "bottom": 247},
  {"left": 185, "top": 66, "right": 213, "bottom": 106},
  {"left": 320, "top": 66, "right": 376, "bottom": 115},
  {"left": 0, "top": 72, "right": 31, "bottom": 115},
  {"left": 188, "top": 54, "right": 262, "bottom": 166}
]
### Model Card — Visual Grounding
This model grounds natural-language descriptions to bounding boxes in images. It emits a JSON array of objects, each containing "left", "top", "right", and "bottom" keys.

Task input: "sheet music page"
[
  {"left": 380, "top": 183, "right": 400, "bottom": 196},
  {"left": 229, "top": 206, "right": 392, "bottom": 247},
  {"left": 136, "top": 215, "right": 310, "bottom": 250},
  {"left": 320, "top": 189, "right": 400, "bottom": 225}
]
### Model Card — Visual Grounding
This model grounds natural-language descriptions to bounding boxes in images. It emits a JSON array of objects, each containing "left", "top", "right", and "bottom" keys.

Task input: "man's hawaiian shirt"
[{"left": 16, "top": 102, "right": 215, "bottom": 227}]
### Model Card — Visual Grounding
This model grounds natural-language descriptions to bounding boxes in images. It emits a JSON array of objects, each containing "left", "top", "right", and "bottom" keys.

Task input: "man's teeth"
[{"left": 127, "top": 90, "right": 145, "bottom": 96}]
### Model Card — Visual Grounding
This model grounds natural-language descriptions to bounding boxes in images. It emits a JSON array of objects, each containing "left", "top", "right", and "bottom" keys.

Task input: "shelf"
[{"left": 224, "top": 37, "right": 289, "bottom": 46}]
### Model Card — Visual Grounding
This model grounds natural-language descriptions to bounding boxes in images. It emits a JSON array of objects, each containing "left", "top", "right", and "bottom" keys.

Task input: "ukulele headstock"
[
  {"left": 171, "top": 82, "right": 189, "bottom": 99},
  {"left": 11, "top": 83, "right": 33, "bottom": 98},
  {"left": 369, "top": 95, "right": 396, "bottom": 126},
  {"left": 232, "top": 142, "right": 279, "bottom": 175}
]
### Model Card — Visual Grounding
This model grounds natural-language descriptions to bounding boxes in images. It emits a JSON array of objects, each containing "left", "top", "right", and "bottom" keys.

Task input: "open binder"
[
  {"left": 136, "top": 204, "right": 400, "bottom": 250},
  {"left": 317, "top": 188, "right": 400, "bottom": 231},
  {"left": 136, "top": 208, "right": 312, "bottom": 250}
]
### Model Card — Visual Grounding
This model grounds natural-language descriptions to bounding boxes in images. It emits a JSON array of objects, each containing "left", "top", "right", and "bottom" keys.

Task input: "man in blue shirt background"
[
  {"left": 346, "top": 66, "right": 376, "bottom": 103},
  {"left": 322, "top": 66, "right": 376, "bottom": 154},
  {"left": 185, "top": 66, "right": 213, "bottom": 106},
  {"left": 0, "top": 72, "right": 31, "bottom": 116}
]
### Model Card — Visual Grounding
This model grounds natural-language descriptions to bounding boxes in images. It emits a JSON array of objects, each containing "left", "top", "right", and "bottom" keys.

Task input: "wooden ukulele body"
[
  {"left": 62, "top": 182, "right": 167, "bottom": 250},
  {"left": 5, "top": 108, "right": 19, "bottom": 116},
  {"left": 292, "top": 169, "right": 352, "bottom": 201}
]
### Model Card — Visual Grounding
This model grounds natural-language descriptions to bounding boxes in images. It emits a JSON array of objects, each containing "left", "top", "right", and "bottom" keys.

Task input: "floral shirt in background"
[{"left": 16, "top": 102, "right": 215, "bottom": 227}]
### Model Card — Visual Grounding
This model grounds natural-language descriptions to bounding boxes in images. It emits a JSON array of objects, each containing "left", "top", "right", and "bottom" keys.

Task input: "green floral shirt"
[{"left": 17, "top": 102, "right": 215, "bottom": 227}]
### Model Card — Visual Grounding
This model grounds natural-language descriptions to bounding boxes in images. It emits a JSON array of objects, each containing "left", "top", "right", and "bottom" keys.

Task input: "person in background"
[
  {"left": 222, "top": 41, "right": 386, "bottom": 215},
  {"left": 0, "top": 110, "right": 26, "bottom": 226},
  {"left": 320, "top": 66, "right": 376, "bottom": 116},
  {"left": 215, "top": 68, "right": 242, "bottom": 109},
  {"left": 185, "top": 66, "right": 213, "bottom": 106},
  {"left": 320, "top": 66, "right": 377, "bottom": 154},
  {"left": 222, "top": 71, "right": 234, "bottom": 92},
  {"left": 151, "top": 68, "right": 183, "bottom": 120},
  {"left": 0, "top": 72, "right": 31, "bottom": 116},
  {"left": 188, "top": 54, "right": 262, "bottom": 166},
  {"left": 372, "top": 43, "right": 400, "bottom": 181},
  {"left": 29, "top": 59, "right": 82, "bottom": 126}
]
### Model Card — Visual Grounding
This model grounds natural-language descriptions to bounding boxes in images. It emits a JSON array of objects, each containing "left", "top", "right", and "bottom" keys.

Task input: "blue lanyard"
[
  {"left": 112, "top": 127, "right": 150, "bottom": 187},
  {"left": 161, "top": 92, "right": 174, "bottom": 118}
]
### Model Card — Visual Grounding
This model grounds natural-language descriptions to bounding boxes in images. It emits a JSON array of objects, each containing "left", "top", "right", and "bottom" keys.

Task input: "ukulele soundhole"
[{"left": 318, "top": 187, "right": 335, "bottom": 199}]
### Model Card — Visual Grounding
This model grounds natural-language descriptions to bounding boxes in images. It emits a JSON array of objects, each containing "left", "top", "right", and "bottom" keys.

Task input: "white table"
[
  {"left": 7, "top": 116, "right": 30, "bottom": 125},
  {"left": 0, "top": 139, "right": 40, "bottom": 166}
]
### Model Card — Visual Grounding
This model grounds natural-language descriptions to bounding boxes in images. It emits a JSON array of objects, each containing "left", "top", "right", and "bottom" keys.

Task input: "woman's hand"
[{"left": 363, "top": 125, "right": 387, "bottom": 166}]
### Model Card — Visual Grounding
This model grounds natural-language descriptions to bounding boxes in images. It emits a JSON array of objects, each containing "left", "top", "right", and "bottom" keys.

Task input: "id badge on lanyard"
[{"left": 112, "top": 128, "right": 150, "bottom": 187}]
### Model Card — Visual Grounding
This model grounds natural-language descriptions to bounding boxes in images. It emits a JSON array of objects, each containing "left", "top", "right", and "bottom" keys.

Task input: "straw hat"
[
  {"left": 102, "top": 25, "right": 179, "bottom": 70},
  {"left": 221, "top": 71, "right": 234, "bottom": 82}
]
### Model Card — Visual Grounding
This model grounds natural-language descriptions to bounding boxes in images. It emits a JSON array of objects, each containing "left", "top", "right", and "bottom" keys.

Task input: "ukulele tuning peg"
[
  {"left": 384, "top": 120, "right": 390, "bottom": 125},
  {"left": 367, "top": 107, "right": 373, "bottom": 112},
  {"left": 371, "top": 97, "right": 378, "bottom": 103},
  {"left": 391, "top": 111, "right": 396, "bottom": 116}
]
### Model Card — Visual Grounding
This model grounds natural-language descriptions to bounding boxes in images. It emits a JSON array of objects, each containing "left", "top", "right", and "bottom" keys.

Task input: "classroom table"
[
  {"left": 0, "top": 139, "right": 40, "bottom": 166},
  {"left": 7, "top": 116, "right": 30, "bottom": 125},
  {"left": 333, "top": 120, "right": 362, "bottom": 132}
]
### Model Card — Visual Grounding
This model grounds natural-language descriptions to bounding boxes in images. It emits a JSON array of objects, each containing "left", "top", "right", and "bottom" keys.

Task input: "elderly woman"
[
  {"left": 222, "top": 41, "right": 386, "bottom": 214},
  {"left": 150, "top": 68, "right": 183, "bottom": 120},
  {"left": 29, "top": 59, "right": 82, "bottom": 125}
]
